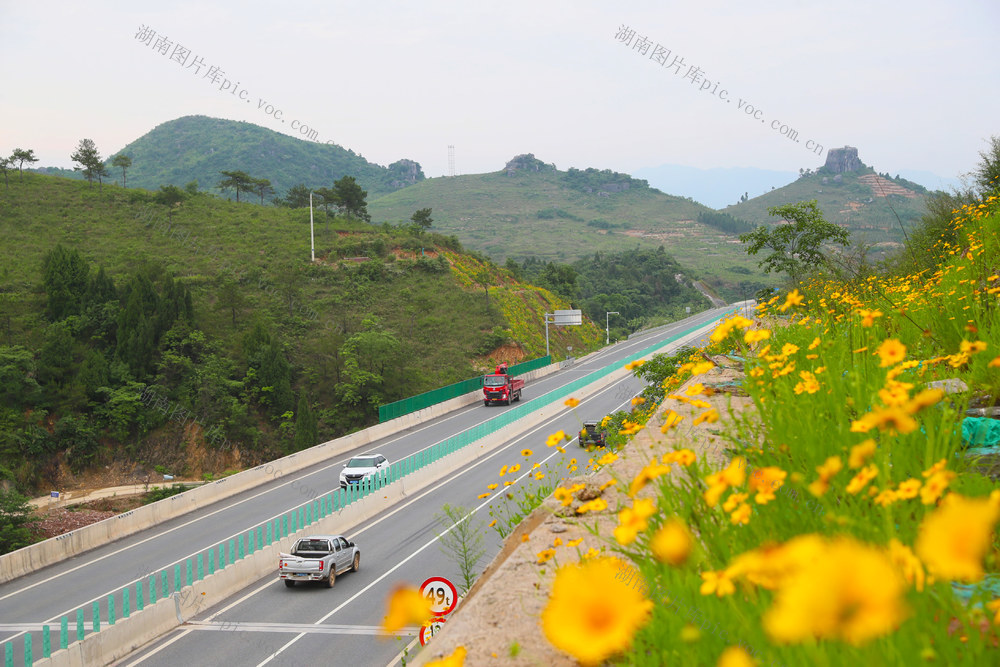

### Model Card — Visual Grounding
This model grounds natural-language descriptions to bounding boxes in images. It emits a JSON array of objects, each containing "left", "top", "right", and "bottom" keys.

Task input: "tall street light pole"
[
  {"left": 606, "top": 311, "right": 619, "bottom": 345},
  {"left": 309, "top": 190, "right": 317, "bottom": 262}
]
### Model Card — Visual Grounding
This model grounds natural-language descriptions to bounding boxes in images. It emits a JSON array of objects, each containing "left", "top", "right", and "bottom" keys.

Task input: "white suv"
[{"left": 339, "top": 454, "right": 388, "bottom": 488}]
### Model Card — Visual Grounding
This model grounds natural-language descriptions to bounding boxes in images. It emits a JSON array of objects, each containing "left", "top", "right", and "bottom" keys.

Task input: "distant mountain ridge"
[{"left": 100, "top": 115, "right": 425, "bottom": 198}]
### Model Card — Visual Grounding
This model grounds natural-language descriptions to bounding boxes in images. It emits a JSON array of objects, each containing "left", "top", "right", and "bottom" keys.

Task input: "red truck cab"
[{"left": 482, "top": 363, "right": 524, "bottom": 406}]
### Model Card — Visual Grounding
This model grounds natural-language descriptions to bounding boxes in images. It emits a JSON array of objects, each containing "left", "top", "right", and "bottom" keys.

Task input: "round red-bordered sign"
[
  {"left": 420, "top": 576, "right": 458, "bottom": 616},
  {"left": 419, "top": 616, "right": 448, "bottom": 646}
]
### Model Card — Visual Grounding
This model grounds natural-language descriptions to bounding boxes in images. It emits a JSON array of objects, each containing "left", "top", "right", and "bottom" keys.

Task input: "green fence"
[
  {"left": 377, "top": 355, "right": 553, "bottom": 422},
  {"left": 4, "top": 315, "right": 725, "bottom": 666}
]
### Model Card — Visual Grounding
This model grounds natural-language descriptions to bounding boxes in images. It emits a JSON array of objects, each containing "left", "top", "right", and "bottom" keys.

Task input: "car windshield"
[
  {"left": 347, "top": 457, "right": 379, "bottom": 469},
  {"left": 483, "top": 376, "right": 506, "bottom": 387}
]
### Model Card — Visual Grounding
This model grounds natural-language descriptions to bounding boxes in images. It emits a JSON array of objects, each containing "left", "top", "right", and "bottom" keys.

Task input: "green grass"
[{"left": 368, "top": 170, "right": 771, "bottom": 298}]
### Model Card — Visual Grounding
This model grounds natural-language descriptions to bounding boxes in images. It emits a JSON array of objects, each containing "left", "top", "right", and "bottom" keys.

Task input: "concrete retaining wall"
[
  {"left": 0, "top": 363, "right": 565, "bottom": 585},
  {"left": 31, "top": 322, "right": 714, "bottom": 666}
]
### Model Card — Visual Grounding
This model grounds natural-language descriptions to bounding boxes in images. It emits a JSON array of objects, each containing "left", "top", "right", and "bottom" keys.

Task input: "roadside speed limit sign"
[
  {"left": 419, "top": 617, "right": 447, "bottom": 646},
  {"left": 420, "top": 577, "right": 458, "bottom": 616}
]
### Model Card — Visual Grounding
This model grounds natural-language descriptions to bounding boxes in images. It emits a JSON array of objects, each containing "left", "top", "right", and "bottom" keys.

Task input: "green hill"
[
  {"left": 96, "top": 115, "right": 425, "bottom": 199},
  {"left": 724, "top": 148, "right": 932, "bottom": 255},
  {"left": 368, "top": 154, "right": 773, "bottom": 299},
  {"left": 0, "top": 173, "right": 599, "bottom": 492}
]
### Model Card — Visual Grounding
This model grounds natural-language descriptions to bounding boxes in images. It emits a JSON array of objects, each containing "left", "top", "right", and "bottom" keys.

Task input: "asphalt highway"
[{"left": 0, "top": 305, "right": 734, "bottom": 665}]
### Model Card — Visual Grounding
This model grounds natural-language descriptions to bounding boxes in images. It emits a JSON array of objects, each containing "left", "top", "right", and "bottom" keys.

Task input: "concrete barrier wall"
[
  {"left": 0, "top": 360, "right": 567, "bottom": 585},
  {"left": 31, "top": 322, "right": 712, "bottom": 666}
]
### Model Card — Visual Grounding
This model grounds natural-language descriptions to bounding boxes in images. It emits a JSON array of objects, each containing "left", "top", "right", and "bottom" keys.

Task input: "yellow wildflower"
[
  {"left": 723, "top": 492, "right": 749, "bottom": 513},
  {"left": 846, "top": 465, "right": 879, "bottom": 495},
  {"left": 661, "top": 410, "right": 685, "bottom": 432},
  {"left": 793, "top": 371, "right": 820, "bottom": 395},
  {"left": 693, "top": 409, "right": 720, "bottom": 425},
  {"left": 763, "top": 537, "right": 906, "bottom": 645},
  {"left": 920, "top": 470, "right": 955, "bottom": 505},
  {"left": 748, "top": 466, "right": 787, "bottom": 504},
  {"left": 691, "top": 360, "right": 715, "bottom": 374},
  {"left": 858, "top": 309, "right": 883, "bottom": 327},
  {"left": 744, "top": 329, "right": 771, "bottom": 343},
  {"left": 576, "top": 498, "right": 608, "bottom": 514},
  {"left": 848, "top": 439, "right": 877, "bottom": 469},
  {"left": 553, "top": 487, "right": 574, "bottom": 507},
  {"left": 425, "top": 647, "right": 466, "bottom": 667},
  {"left": 651, "top": 519, "right": 693, "bottom": 566},
  {"left": 896, "top": 478, "right": 921, "bottom": 500},
  {"left": 779, "top": 289, "right": 804, "bottom": 312},
  {"left": 700, "top": 569, "right": 736, "bottom": 597},
  {"left": 629, "top": 459, "right": 673, "bottom": 497},
  {"left": 780, "top": 343, "right": 799, "bottom": 357},
  {"left": 730, "top": 503, "right": 752, "bottom": 525},
  {"left": 382, "top": 586, "right": 433, "bottom": 633},
  {"left": 904, "top": 388, "right": 944, "bottom": 414},
  {"left": 876, "top": 339, "right": 907, "bottom": 367},
  {"left": 887, "top": 538, "right": 925, "bottom": 592},
  {"left": 916, "top": 493, "right": 1000, "bottom": 582},
  {"left": 537, "top": 548, "right": 557, "bottom": 564},
  {"left": 685, "top": 383, "right": 705, "bottom": 396},
  {"left": 663, "top": 449, "right": 697, "bottom": 467},
  {"left": 541, "top": 558, "right": 652, "bottom": 666},
  {"left": 718, "top": 647, "right": 756, "bottom": 667},
  {"left": 808, "top": 456, "right": 842, "bottom": 497},
  {"left": 546, "top": 430, "right": 567, "bottom": 447},
  {"left": 597, "top": 451, "right": 618, "bottom": 466},
  {"left": 614, "top": 498, "right": 657, "bottom": 545}
]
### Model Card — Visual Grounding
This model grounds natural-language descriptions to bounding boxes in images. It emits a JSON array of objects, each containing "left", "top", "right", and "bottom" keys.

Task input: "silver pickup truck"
[{"left": 278, "top": 535, "right": 360, "bottom": 588}]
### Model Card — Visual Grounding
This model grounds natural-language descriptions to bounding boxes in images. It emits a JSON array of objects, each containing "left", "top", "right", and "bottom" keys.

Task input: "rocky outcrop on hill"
[
  {"left": 388, "top": 159, "right": 425, "bottom": 188},
  {"left": 824, "top": 146, "right": 864, "bottom": 174},
  {"left": 504, "top": 154, "right": 557, "bottom": 175}
]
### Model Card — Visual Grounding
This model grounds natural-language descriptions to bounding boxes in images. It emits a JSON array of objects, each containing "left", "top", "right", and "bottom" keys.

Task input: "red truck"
[{"left": 482, "top": 363, "right": 524, "bottom": 406}]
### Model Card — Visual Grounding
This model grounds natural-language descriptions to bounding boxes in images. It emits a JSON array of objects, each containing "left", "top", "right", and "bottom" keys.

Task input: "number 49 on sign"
[{"left": 420, "top": 576, "right": 458, "bottom": 616}]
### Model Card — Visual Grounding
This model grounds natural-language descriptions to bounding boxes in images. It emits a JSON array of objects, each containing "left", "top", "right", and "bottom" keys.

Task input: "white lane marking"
[
  {"left": 252, "top": 382, "right": 645, "bottom": 667},
  {"left": 186, "top": 621, "right": 416, "bottom": 636}
]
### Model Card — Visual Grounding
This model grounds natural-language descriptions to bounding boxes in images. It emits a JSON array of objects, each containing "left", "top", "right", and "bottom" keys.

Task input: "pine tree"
[
  {"left": 293, "top": 392, "right": 318, "bottom": 451},
  {"left": 42, "top": 245, "right": 90, "bottom": 320}
]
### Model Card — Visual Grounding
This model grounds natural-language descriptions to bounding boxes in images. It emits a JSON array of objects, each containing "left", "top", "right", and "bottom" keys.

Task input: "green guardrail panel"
[{"left": 378, "top": 356, "right": 553, "bottom": 422}]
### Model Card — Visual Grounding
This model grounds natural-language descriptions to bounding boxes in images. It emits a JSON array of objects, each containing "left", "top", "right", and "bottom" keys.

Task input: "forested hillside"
[
  {"left": 0, "top": 174, "right": 600, "bottom": 495},
  {"left": 91, "top": 116, "right": 425, "bottom": 199},
  {"left": 510, "top": 247, "right": 715, "bottom": 339}
]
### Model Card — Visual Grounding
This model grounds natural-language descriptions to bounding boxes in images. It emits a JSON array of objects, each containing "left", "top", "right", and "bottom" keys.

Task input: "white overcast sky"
[{"left": 2, "top": 0, "right": 997, "bottom": 182}]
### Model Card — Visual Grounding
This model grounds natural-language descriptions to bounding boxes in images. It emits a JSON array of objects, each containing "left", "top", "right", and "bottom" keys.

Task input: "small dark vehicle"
[{"left": 579, "top": 421, "right": 607, "bottom": 448}]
